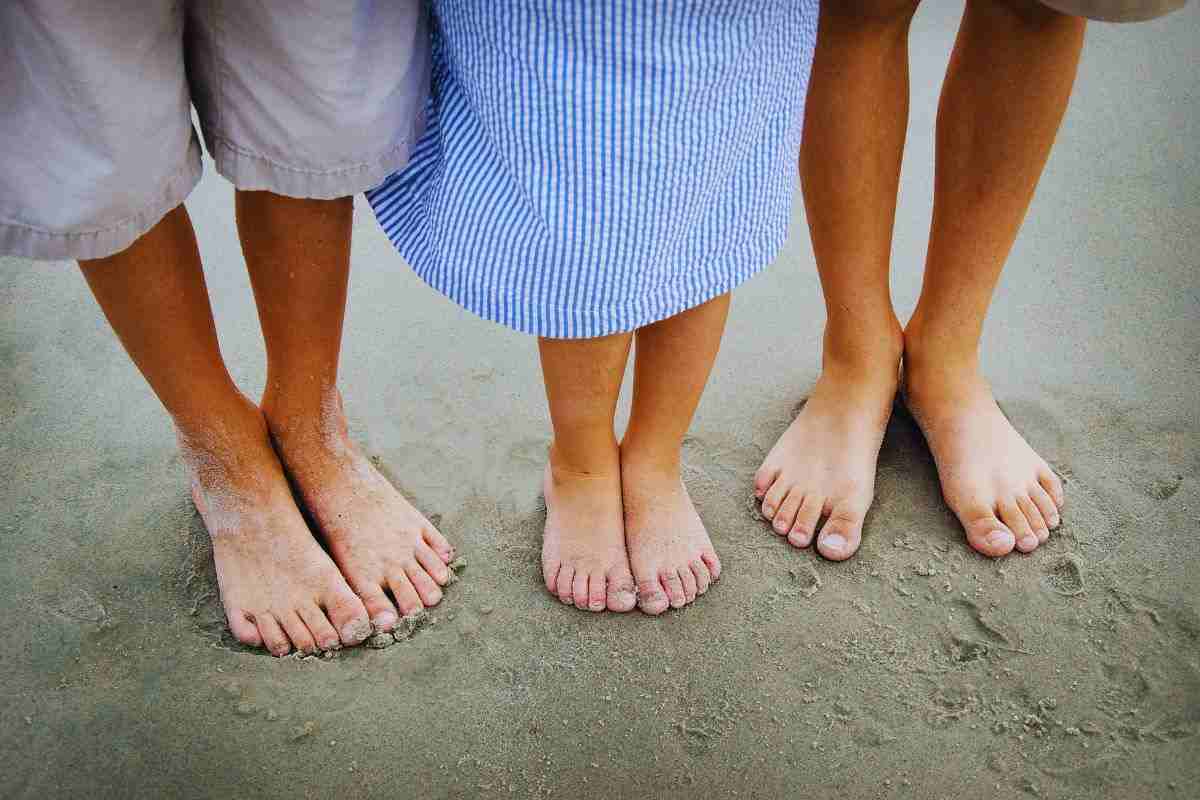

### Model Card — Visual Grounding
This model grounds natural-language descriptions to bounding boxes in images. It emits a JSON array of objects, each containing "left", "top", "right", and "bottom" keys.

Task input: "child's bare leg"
[
  {"left": 756, "top": 0, "right": 916, "bottom": 560},
  {"left": 621, "top": 295, "right": 727, "bottom": 615},
  {"left": 903, "top": 0, "right": 1080, "bottom": 557},
  {"left": 79, "top": 205, "right": 372, "bottom": 655},
  {"left": 237, "top": 191, "right": 456, "bottom": 631},
  {"left": 538, "top": 333, "right": 637, "bottom": 612}
]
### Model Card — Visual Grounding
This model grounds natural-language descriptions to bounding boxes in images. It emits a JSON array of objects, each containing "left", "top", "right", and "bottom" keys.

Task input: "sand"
[{"left": 1, "top": 6, "right": 1197, "bottom": 798}]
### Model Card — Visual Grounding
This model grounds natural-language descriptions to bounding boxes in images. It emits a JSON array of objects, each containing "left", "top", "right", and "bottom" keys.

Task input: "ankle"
[
  {"left": 618, "top": 439, "right": 681, "bottom": 479},
  {"left": 549, "top": 437, "right": 620, "bottom": 479},
  {"left": 173, "top": 391, "right": 262, "bottom": 449},
  {"left": 260, "top": 385, "right": 346, "bottom": 449},
  {"left": 902, "top": 318, "right": 982, "bottom": 382},
  {"left": 820, "top": 314, "right": 904, "bottom": 380}
]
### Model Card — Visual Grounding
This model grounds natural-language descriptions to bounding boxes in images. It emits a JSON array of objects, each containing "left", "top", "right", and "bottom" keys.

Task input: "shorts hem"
[
  {"left": 208, "top": 125, "right": 425, "bottom": 200},
  {"left": 0, "top": 142, "right": 203, "bottom": 261}
]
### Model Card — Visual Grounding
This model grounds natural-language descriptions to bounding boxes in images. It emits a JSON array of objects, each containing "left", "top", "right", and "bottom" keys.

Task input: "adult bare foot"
[
  {"left": 902, "top": 339, "right": 1064, "bottom": 558},
  {"left": 755, "top": 327, "right": 902, "bottom": 561},
  {"left": 263, "top": 391, "right": 457, "bottom": 632},
  {"left": 183, "top": 394, "right": 373, "bottom": 656},
  {"left": 621, "top": 448, "right": 721, "bottom": 615},
  {"left": 541, "top": 445, "right": 637, "bottom": 613}
]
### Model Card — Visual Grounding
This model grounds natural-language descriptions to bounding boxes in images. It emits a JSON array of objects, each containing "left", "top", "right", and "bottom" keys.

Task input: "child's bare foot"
[
  {"left": 620, "top": 448, "right": 721, "bottom": 615},
  {"left": 541, "top": 445, "right": 637, "bottom": 612},
  {"left": 263, "top": 392, "right": 457, "bottom": 631},
  {"left": 755, "top": 327, "right": 902, "bottom": 561},
  {"left": 902, "top": 339, "right": 1065, "bottom": 558},
  {"left": 182, "top": 394, "right": 373, "bottom": 656}
]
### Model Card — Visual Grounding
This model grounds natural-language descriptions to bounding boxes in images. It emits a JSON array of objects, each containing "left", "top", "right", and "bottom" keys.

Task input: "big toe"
[
  {"left": 636, "top": 578, "right": 670, "bottom": 616},
  {"left": 816, "top": 510, "right": 864, "bottom": 561},
  {"left": 607, "top": 570, "right": 637, "bottom": 612},
  {"left": 324, "top": 589, "right": 372, "bottom": 646},
  {"left": 960, "top": 506, "right": 1017, "bottom": 558}
]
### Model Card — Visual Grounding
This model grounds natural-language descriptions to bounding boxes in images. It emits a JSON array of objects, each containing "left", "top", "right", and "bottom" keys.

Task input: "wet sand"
[{"left": 1, "top": 7, "right": 1197, "bottom": 799}]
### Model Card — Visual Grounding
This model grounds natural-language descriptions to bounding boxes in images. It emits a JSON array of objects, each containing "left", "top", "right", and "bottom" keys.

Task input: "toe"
[
  {"left": 415, "top": 543, "right": 452, "bottom": 586},
  {"left": 788, "top": 496, "right": 823, "bottom": 549},
  {"left": 690, "top": 559, "right": 711, "bottom": 595},
  {"left": 571, "top": 570, "right": 589, "bottom": 610},
  {"left": 1016, "top": 494, "right": 1049, "bottom": 546},
  {"left": 299, "top": 605, "right": 341, "bottom": 651},
  {"left": 543, "top": 559, "right": 561, "bottom": 595},
  {"left": 404, "top": 561, "right": 444, "bottom": 607},
  {"left": 1030, "top": 483, "right": 1060, "bottom": 530},
  {"left": 754, "top": 464, "right": 780, "bottom": 499},
  {"left": 323, "top": 589, "right": 372, "bottom": 646},
  {"left": 422, "top": 526, "right": 456, "bottom": 563},
  {"left": 387, "top": 572, "right": 424, "bottom": 617},
  {"left": 678, "top": 567, "right": 698, "bottom": 603},
  {"left": 606, "top": 569, "right": 637, "bottom": 612},
  {"left": 1000, "top": 498, "right": 1038, "bottom": 553},
  {"left": 587, "top": 573, "right": 607, "bottom": 612},
  {"left": 1039, "top": 468, "right": 1065, "bottom": 508},
  {"left": 227, "top": 611, "right": 263, "bottom": 649},
  {"left": 957, "top": 502, "right": 1016, "bottom": 557},
  {"left": 256, "top": 613, "right": 292, "bottom": 657},
  {"left": 816, "top": 508, "right": 864, "bottom": 562},
  {"left": 662, "top": 570, "right": 687, "bottom": 608},
  {"left": 281, "top": 611, "right": 317, "bottom": 654},
  {"left": 701, "top": 551, "right": 722, "bottom": 582},
  {"left": 357, "top": 586, "right": 400, "bottom": 632},
  {"left": 772, "top": 489, "right": 803, "bottom": 536},
  {"left": 761, "top": 478, "right": 789, "bottom": 522},
  {"left": 636, "top": 578, "right": 670, "bottom": 615},
  {"left": 556, "top": 564, "right": 576, "bottom": 605}
]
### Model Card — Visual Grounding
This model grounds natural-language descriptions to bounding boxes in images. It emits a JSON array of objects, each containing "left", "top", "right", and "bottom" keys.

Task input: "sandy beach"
[{"left": 2, "top": 5, "right": 1197, "bottom": 798}]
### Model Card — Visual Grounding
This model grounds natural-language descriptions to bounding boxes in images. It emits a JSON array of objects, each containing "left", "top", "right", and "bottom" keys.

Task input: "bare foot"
[
  {"left": 263, "top": 392, "right": 457, "bottom": 631},
  {"left": 182, "top": 394, "right": 373, "bottom": 656},
  {"left": 902, "top": 346, "right": 1065, "bottom": 558},
  {"left": 541, "top": 446, "right": 636, "bottom": 612},
  {"left": 621, "top": 449, "right": 721, "bottom": 615},
  {"left": 755, "top": 330, "right": 902, "bottom": 561}
]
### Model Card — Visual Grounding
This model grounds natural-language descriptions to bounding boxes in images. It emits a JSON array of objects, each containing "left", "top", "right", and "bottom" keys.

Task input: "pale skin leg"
[
  {"left": 621, "top": 295, "right": 727, "bottom": 614},
  {"left": 903, "top": 0, "right": 1080, "bottom": 556},
  {"left": 538, "top": 294, "right": 727, "bottom": 615},
  {"left": 759, "top": 0, "right": 1076, "bottom": 559},
  {"left": 538, "top": 331, "right": 638, "bottom": 613},
  {"left": 79, "top": 204, "right": 373, "bottom": 656},
  {"left": 237, "top": 191, "right": 456, "bottom": 632}
]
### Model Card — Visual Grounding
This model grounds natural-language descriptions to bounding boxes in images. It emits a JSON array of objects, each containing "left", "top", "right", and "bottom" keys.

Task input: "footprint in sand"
[{"left": 1040, "top": 554, "right": 1085, "bottom": 597}]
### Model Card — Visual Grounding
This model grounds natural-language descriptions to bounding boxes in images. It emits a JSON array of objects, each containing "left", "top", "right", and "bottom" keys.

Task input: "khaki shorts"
[
  {"left": 1041, "top": 0, "right": 1186, "bottom": 21},
  {"left": 0, "top": 1, "right": 430, "bottom": 261}
]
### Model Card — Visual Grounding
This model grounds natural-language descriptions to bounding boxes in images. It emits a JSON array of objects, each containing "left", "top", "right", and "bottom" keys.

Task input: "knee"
[{"left": 821, "top": 0, "right": 922, "bottom": 28}]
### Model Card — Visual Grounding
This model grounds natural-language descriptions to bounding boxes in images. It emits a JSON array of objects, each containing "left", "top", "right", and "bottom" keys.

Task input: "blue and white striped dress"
[{"left": 367, "top": 0, "right": 817, "bottom": 339}]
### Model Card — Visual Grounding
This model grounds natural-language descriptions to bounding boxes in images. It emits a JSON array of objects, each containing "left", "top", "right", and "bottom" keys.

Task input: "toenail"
[
  {"left": 372, "top": 612, "right": 398, "bottom": 631},
  {"left": 822, "top": 533, "right": 846, "bottom": 553},
  {"left": 763, "top": 505, "right": 775, "bottom": 517},
  {"left": 1020, "top": 535, "right": 1038, "bottom": 549},
  {"left": 986, "top": 530, "right": 1012, "bottom": 549},
  {"left": 341, "top": 620, "right": 371, "bottom": 644}
]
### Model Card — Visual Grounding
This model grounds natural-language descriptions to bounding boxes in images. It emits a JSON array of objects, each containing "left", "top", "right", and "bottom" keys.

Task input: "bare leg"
[
  {"left": 756, "top": 0, "right": 917, "bottom": 561},
  {"left": 621, "top": 295, "right": 727, "bottom": 615},
  {"left": 237, "top": 191, "right": 456, "bottom": 632},
  {"left": 538, "top": 332, "right": 637, "bottom": 612},
  {"left": 79, "top": 205, "right": 371, "bottom": 655},
  {"left": 904, "top": 0, "right": 1080, "bottom": 557}
]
